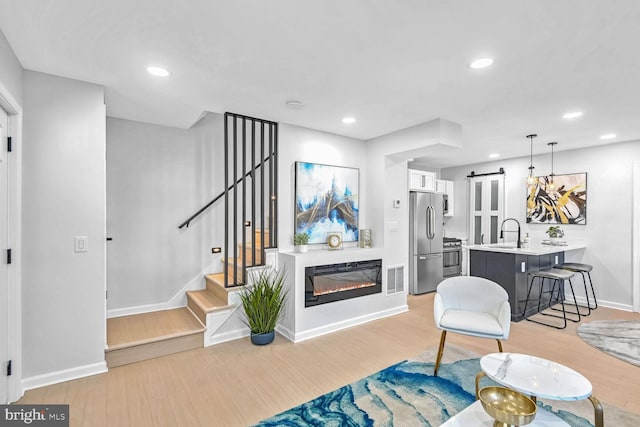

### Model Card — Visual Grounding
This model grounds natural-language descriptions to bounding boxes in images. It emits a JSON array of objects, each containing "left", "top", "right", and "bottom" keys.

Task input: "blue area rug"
[{"left": 254, "top": 356, "right": 595, "bottom": 427}]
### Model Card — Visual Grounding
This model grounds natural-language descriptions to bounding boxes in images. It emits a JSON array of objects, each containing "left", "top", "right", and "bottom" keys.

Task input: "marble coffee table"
[
  {"left": 476, "top": 353, "right": 603, "bottom": 427},
  {"left": 440, "top": 400, "right": 569, "bottom": 426}
]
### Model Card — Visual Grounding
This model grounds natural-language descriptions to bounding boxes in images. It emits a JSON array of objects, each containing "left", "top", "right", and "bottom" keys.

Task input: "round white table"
[
  {"left": 477, "top": 353, "right": 603, "bottom": 427},
  {"left": 440, "top": 400, "right": 570, "bottom": 427}
]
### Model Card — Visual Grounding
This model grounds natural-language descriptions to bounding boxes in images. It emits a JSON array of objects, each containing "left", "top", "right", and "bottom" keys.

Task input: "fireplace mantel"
[{"left": 277, "top": 248, "right": 408, "bottom": 342}]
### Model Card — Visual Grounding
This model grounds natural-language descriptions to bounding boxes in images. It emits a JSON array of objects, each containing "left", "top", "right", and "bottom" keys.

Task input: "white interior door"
[
  {"left": 469, "top": 175, "right": 505, "bottom": 245},
  {"left": 633, "top": 161, "right": 640, "bottom": 312},
  {"left": 0, "top": 105, "right": 8, "bottom": 403}
]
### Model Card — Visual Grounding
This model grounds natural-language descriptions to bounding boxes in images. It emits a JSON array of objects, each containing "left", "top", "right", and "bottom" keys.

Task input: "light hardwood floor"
[{"left": 19, "top": 294, "right": 640, "bottom": 426}]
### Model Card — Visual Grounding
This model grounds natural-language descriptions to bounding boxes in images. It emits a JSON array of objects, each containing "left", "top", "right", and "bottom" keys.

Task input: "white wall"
[
  {"left": 365, "top": 119, "right": 461, "bottom": 272},
  {"left": 441, "top": 140, "right": 640, "bottom": 309},
  {"left": 0, "top": 30, "right": 23, "bottom": 108},
  {"left": 276, "top": 124, "right": 413, "bottom": 339},
  {"left": 106, "top": 113, "right": 224, "bottom": 311},
  {"left": 278, "top": 123, "right": 368, "bottom": 252},
  {"left": 22, "top": 71, "right": 106, "bottom": 381}
]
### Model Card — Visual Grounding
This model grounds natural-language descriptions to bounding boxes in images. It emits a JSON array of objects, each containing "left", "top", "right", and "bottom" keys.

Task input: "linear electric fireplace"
[{"left": 305, "top": 259, "right": 382, "bottom": 307}]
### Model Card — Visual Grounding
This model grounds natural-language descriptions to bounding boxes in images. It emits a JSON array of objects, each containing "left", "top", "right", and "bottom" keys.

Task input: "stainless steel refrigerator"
[{"left": 409, "top": 192, "right": 444, "bottom": 294}]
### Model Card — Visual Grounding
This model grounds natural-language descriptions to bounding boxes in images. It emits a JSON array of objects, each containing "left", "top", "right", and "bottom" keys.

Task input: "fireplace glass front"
[{"left": 305, "top": 259, "right": 382, "bottom": 307}]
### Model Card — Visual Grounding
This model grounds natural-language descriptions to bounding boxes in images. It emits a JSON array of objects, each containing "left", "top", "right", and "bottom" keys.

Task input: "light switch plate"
[
  {"left": 75, "top": 236, "right": 88, "bottom": 253},
  {"left": 393, "top": 199, "right": 401, "bottom": 208}
]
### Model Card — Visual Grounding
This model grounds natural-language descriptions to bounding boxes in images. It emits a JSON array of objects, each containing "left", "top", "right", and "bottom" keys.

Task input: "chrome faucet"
[{"left": 500, "top": 218, "right": 521, "bottom": 248}]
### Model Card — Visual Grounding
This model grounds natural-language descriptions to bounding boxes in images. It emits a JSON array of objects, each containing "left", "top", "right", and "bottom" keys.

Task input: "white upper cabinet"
[
  {"left": 436, "top": 179, "right": 455, "bottom": 216},
  {"left": 408, "top": 169, "right": 436, "bottom": 192},
  {"left": 444, "top": 180, "right": 454, "bottom": 217}
]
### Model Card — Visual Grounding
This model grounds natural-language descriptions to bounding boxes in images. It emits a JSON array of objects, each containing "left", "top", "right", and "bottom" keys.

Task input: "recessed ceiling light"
[
  {"left": 562, "top": 111, "right": 583, "bottom": 119},
  {"left": 147, "top": 66, "right": 170, "bottom": 77},
  {"left": 600, "top": 133, "right": 616, "bottom": 140},
  {"left": 286, "top": 100, "right": 303, "bottom": 108},
  {"left": 488, "top": 153, "right": 500, "bottom": 159},
  {"left": 342, "top": 117, "right": 356, "bottom": 124},
  {"left": 469, "top": 57, "right": 494, "bottom": 69}
]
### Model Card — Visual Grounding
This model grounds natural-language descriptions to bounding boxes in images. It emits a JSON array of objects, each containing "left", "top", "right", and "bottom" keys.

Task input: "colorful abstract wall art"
[
  {"left": 295, "top": 162, "right": 359, "bottom": 244},
  {"left": 526, "top": 173, "right": 587, "bottom": 224}
]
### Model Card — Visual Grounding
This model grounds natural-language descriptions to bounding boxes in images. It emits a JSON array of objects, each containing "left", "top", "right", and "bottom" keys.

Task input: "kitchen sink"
[{"left": 488, "top": 244, "right": 518, "bottom": 249}]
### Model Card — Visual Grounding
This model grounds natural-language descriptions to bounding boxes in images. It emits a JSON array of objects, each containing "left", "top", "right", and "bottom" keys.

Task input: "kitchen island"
[{"left": 468, "top": 243, "right": 586, "bottom": 321}]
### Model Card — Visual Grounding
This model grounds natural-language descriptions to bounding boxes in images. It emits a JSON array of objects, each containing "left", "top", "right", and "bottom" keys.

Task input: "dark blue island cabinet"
[{"left": 469, "top": 249, "right": 565, "bottom": 321}]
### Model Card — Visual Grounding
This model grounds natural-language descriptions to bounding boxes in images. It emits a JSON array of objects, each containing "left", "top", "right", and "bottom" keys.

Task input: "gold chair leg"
[
  {"left": 434, "top": 330, "right": 447, "bottom": 376},
  {"left": 497, "top": 339, "right": 503, "bottom": 352},
  {"left": 589, "top": 395, "right": 604, "bottom": 427}
]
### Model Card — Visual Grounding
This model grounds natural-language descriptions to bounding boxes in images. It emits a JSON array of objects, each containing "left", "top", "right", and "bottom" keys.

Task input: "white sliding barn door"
[{"left": 469, "top": 175, "right": 505, "bottom": 245}]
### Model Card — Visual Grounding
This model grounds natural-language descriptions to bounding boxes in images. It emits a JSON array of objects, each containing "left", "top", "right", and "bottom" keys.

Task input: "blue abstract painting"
[{"left": 295, "top": 162, "right": 359, "bottom": 244}]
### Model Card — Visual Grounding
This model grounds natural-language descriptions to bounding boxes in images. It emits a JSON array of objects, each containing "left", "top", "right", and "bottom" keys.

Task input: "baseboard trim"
[
  {"left": 567, "top": 296, "right": 632, "bottom": 312},
  {"left": 166, "top": 263, "right": 217, "bottom": 309},
  {"left": 275, "top": 324, "right": 295, "bottom": 342},
  {"left": 107, "top": 302, "right": 167, "bottom": 319},
  {"left": 205, "top": 327, "right": 250, "bottom": 347},
  {"left": 22, "top": 361, "right": 107, "bottom": 391},
  {"left": 107, "top": 263, "right": 217, "bottom": 318},
  {"left": 292, "top": 305, "right": 409, "bottom": 343}
]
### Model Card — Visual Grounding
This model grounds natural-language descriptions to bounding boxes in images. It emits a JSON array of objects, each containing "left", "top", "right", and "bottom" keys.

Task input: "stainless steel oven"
[{"left": 443, "top": 238, "right": 462, "bottom": 277}]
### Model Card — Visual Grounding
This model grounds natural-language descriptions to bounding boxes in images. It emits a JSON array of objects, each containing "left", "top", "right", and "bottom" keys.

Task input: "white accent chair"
[{"left": 433, "top": 276, "right": 511, "bottom": 376}]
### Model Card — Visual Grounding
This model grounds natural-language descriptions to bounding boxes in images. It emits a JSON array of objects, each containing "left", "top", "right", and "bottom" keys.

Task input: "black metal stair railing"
[{"left": 178, "top": 112, "right": 278, "bottom": 288}]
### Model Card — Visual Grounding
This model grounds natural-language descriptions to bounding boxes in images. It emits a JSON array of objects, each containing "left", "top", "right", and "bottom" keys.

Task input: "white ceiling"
[{"left": 2, "top": 0, "right": 639, "bottom": 167}]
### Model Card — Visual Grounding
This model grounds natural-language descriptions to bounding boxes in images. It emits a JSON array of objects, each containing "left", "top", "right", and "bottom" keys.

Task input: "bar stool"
[
  {"left": 559, "top": 262, "right": 597, "bottom": 313},
  {"left": 523, "top": 268, "right": 581, "bottom": 329}
]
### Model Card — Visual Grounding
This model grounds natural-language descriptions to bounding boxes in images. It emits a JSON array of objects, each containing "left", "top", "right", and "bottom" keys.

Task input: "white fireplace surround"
[{"left": 278, "top": 248, "right": 408, "bottom": 342}]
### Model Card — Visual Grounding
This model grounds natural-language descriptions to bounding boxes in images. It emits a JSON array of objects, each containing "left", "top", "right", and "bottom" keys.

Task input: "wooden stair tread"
[
  {"left": 223, "top": 257, "right": 256, "bottom": 266},
  {"left": 206, "top": 273, "right": 245, "bottom": 292},
  {"left": 186, "top": 289, "right": 234, "bottom": 313},
  {"left": 241, "top": 242, "right": 271, "bottom": 248},
  {"left": 106, "top": 307, "right": 204, "bottom": 351}
]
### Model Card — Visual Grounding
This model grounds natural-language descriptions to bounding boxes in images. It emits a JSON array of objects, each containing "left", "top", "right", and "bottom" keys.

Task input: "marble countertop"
[{"left": 466, "top": 243, "right": 586, "bottom": 256}]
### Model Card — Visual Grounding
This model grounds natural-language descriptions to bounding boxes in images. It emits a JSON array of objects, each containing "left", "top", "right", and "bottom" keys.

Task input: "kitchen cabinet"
[
  {"left": 436, "top": 179, "right": 455, "bottom": 217},
  {"left": 469, "top": 249, "right": 564, "bottom": 321},
  {"left": 408, "top": 169, "right": 435, "bottom": 192}
]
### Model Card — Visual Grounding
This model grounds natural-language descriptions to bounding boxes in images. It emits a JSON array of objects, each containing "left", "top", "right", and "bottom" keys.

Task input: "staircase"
[
  {"left": 105, "top": 113, "right": 278, "bottom": 367},
  {"left": 106, "top": 230, "right": 273, "bottom": 367},
  {"left": 105, "top": 307, "right": 205, "bottom": 368}
]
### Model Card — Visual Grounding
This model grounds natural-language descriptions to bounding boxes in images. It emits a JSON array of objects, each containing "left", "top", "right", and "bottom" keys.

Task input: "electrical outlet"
[{"left": 75, "top": 236, "right": 88, "bottom": 253}]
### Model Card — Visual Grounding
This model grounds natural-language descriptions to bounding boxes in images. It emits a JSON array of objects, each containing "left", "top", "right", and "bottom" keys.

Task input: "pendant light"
[
  {"left": 526, "top": 134, "right": 537, "bottom": 185},
  {"left": 547, "top": 141, "right": 558, "bottom": 191}
]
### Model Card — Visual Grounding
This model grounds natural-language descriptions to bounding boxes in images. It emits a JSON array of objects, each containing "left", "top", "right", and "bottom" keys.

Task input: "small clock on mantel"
[{"left": 326, "top": 232, "right": 343, "bottom": 250}]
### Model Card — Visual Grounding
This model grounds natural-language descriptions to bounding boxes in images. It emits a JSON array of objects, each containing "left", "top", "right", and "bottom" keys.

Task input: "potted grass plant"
[
  {"left": 294, "top": 232, "right": 310, "bottom": 253},
  {"left": 239, "top": 268, "right": 287, "bottom": 345}
]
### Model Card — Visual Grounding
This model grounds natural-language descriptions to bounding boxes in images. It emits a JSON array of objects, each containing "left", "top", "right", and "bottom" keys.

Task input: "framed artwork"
[
  {"left": 526, "top": 173, "right": 587, "bottom": 224},
  {"left": 359, "top": 229, "right": 372, "bottom": 248},
  {"left": 294, "top": 162, "right": 359, "bottom": 244}
]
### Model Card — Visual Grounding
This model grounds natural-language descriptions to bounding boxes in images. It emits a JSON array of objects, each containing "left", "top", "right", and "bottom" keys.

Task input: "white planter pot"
[{"left": 295, "top": 244, "right": 308, "bottom": 253}]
